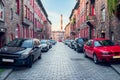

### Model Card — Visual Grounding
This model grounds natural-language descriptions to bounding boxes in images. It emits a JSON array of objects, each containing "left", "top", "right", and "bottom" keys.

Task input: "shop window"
[{"left": 0, "top": 2, "right": 4, "bottom": 21}]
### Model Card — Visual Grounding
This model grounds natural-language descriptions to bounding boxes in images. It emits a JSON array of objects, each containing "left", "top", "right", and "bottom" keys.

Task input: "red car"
[{"left": 84, "top": 38, "right": 120, "bottom": 64}]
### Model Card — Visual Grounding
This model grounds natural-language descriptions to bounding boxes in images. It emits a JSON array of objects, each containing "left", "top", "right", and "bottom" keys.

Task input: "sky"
[{"left": 41, "top": 0, "right": 76, "bottom": 31}]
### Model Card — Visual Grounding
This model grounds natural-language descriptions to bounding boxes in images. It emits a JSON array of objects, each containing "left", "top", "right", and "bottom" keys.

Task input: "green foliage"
[
  {"left": 108, "top": 0, "right": 118, "bottom": 17},
  {"left": 71, "top": 17, "right": 76, "bottom": 24}
]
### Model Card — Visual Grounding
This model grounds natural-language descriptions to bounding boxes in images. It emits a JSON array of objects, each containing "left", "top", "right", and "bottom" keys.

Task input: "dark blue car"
[{"left": 0, "top": 38, "right": 42, "bottom": 68}]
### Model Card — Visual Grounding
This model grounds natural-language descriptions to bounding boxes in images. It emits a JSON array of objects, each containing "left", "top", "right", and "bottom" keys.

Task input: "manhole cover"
[{"left": 71, "top": 58, "right": 84, "bottom": 61}]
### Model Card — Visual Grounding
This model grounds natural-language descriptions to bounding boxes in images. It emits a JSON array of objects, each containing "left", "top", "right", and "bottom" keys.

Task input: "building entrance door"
[{"left": 0, "top": 32, "right": 5, "bottom": 48}]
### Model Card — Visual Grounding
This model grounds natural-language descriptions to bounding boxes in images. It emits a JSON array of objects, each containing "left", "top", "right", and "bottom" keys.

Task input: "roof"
[{"left": 69, "top": 1, "right": 80, "bottom": 19}]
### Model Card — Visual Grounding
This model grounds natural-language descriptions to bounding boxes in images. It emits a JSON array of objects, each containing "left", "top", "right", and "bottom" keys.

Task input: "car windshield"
[
  {"left": 7, "top": 39, "right": 33, "bottom": 48},
  {"left": 94, "top": 40, "right": 114, "bottom": 47},
  {"left": 77, "top": 38, "right": 84, "bottom": 43},
  {"left": 41, "top": 40, "right": 47, "bottom": 44}
]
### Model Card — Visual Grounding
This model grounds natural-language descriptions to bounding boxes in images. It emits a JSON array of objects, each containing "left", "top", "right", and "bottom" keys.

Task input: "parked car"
[
  {"left": 75, "top": 38, "right": 88, "bottom": 52},
  {"left": 64, "top": 40, "right": 71, "bottom": 45},
  {"left": 47, "top": 40, "right": 52, "bottom": 48},
  {"left": 69, "top": 40, "right": 75, "bottom": 49},
  {"left": 84, "top": 38, "right": 120, "bottom": 64},
  {"left": 50, "top": 39, "right": 57, "bottom": 45},
  {"left": 0, "top": 38, "right": 42, "bottom": 68},
  {"left": 40, "top": 40, "right": 49, "bottom": 52}
]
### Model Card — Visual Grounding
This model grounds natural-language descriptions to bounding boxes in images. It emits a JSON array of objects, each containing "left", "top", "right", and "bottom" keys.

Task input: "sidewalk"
[{"left": 0, "top": 69, "right": 12, "bottom": 80}]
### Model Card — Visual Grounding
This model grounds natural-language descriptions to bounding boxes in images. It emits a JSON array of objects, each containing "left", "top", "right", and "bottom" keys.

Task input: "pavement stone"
[
  {"left": 111, "top": 64, "right": 120, "bottom": 75},
  {"left": 2, "top": 43, "right": 120, "bottom": 80},
  {"left": 0, "top": 69, "right": 12, "bottom": 80}
]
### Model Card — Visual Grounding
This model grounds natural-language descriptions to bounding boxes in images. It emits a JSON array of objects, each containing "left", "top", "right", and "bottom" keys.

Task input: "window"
[
  {"left": 24, "top": 5, "right": 27, "bottom": 18},
  {"left": 92, "top": 5, "right": 95, "bottom": 15},
  {"left": 26, "top": 28, "right": 29, "bottom": 38},
  {"left": 94, "top": 40, "right": 114, "bottom": 47},
  {"left": 0, "top": 2, "right": 4, "bottom": 21},
  {"left": 86, "top": 40, "right": 92, "bottom": 46},
  {"left": 94, "top": 41, "right": 102, "bottom": 47},
  {"left": 16, "top": 0, "right": 20, "bottom": 14},
  {"left": 15, "top": 27, "right": 18, "bottom": 38},
  {"left": 10, "top": 8, "right": 13, "bottom": 20},
  {"left": 21, "top": 40, "right": 33, "bottom": 48},
  {"left": 101, "top": 8, "right": 105, "bottom": 22},
  {"left": 27, "top": 8, "right": 30, "bottom": 20},
  {"left": 17, "top": 24, "right": 20, "bottom": 38}
]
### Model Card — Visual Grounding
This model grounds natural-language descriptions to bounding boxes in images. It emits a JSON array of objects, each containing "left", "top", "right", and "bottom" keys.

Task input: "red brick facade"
[
  {"left": 0, "top": 0, "right": 51, "bottom": 48},
  {"left": 67, "top": 0, "right": 120, "bottom": 44}
]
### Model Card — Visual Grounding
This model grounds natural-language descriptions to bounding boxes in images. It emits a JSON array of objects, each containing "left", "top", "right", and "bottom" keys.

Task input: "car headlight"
[
  {"left": 16, "top": 51, "right": 29, "bottom": 59},
  {"left": 20, "top": 53, "right": 29, "bottom": 59}
]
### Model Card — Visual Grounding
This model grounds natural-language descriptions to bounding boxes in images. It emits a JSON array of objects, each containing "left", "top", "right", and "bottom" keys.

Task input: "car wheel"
[
  {"left": 93, "top": 54, "right": 99, "bottom": 64},
  {"left": 27, "top": 55, "right": 33, "bottom": 68},
  {"left": 76, "top": 48, "right": 80, "bottom": 53},
  {"left": 74, "top": 48, "right": 76, "bottom": 51},
  {"left": 38, "top": 53, "right": 41, "bottom": 59},
  {"left": 84, "top": 50, "right": 88, "bottom": 58}
]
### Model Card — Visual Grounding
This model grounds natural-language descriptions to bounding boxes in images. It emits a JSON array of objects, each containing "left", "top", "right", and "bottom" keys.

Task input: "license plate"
[
  {"left": 2, "top": 59, "right": 14, "bottom": 63},
  {"left": 113, "top": 56, "right": 120, "bottom": 59}
]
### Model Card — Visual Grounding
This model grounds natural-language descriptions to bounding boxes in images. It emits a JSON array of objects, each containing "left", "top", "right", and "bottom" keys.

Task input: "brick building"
[
  {"left": 52, "top": 31, "right": 64, "bottom": 42},
  {"left": 95, "top": 0, "right": 120, "bottom": 44},
  {"left": 0, "top": 0, "right": 23, "bottom": 48},
  {"left": 64, "top": 23, "right": 71, "bottom": 39},
  {"left": 69, "top": 0, "right": 96, "bottom": 40},
  {"left": 0, "top": 0, "right": 51, "bottom": 48},
  {"left": 67, "top": 0, "right": 120, "bottom": 44},
  {"left": 69, "top": 8, "right": 77, "bottom": 39},
  {"left": 43, "top": 19, "right": 52, "bottom": 39}
]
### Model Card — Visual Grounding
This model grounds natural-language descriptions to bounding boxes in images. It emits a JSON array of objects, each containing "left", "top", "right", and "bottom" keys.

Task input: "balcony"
[
  {"left": 22, "top": 18, "right": 31, "bottom": 26},
  {"left": 35, "top": 28, "right": 43, "bottom": 32}
]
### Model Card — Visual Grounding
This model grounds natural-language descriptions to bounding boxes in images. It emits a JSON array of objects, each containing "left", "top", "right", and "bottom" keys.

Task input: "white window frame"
[{"left": 101, "top": 8, "right": 105, "bottom": 22}]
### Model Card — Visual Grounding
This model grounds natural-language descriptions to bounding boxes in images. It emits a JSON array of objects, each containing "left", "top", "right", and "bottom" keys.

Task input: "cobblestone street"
[{"left": 5, "top": 43, "right": 120, "bottom": 80}]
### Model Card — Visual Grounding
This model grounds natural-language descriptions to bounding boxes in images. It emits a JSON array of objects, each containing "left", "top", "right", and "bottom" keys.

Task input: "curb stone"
[
  {"left": 111, "top": 64, "right": 120, "bottom": 75},
  {"left": 0, "top": 69, "right": 12, "bottom": 80}
]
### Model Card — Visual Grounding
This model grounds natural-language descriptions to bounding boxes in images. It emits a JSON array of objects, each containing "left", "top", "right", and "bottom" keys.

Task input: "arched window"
[{"left": 0, "top": 1, "right": 4, "bottom": 21}]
